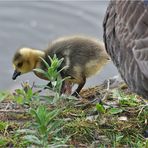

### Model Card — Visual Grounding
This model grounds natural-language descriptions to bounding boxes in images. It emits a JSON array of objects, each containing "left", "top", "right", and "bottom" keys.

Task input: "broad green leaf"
[
  {"left": 40, "top": 57, "right": 50, "bottom": 69},
  {"left": 33, "top": 68, "right": 46, "bottom": 75},
  {"left": 0, "top": 92, "right": 8, "bottom": 102},
  {"left": 96, "top": 103, "right": 105, "bottom": 113},
  {"left": 58, "top": 65, "right": 68, "bottom": 73},
  {"left": 16, "top": 96, "right": 24, "bottom": 104},
  {"left": 30, "top": 108, "right": 42, "bottom": 125},
  {"left": 23, "top": 135, "right": 41, "bottom": 145},
  {"left": 108, "top": 108, "right": 123, "bottom": 115},
  {"left": 0, "top": 122, "right": 7, "bottom": 131},
  {"left": 16, "top": 129, "right": 36, "bottom": 134},
  {"left": 0, "top": 138, "right": 7, "bottom": 146},
  {"left": 26, "top": 88, "right": 33, "bottom": 99}
]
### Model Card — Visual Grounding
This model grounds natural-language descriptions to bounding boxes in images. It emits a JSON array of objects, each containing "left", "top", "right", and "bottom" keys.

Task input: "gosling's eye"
[{"left": 17, "top": 62, "right": 23, "bottom": 67}]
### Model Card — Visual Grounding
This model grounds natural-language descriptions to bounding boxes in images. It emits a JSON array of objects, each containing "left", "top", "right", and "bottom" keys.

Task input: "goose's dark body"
[{"left": 103, "top": 1, "right": 148, "bottom": 98}]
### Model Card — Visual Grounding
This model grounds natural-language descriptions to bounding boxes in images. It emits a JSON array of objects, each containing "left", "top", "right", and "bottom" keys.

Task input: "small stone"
[{"left": 118, "top": 116, "right": 128, "bottom": 121}]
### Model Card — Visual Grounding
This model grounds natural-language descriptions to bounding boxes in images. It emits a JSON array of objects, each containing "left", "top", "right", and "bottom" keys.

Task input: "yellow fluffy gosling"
[{"left": 12, "top": 36, "right": 110, "bottom": 97}]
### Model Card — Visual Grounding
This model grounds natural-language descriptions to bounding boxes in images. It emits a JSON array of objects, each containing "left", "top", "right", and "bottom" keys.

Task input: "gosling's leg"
[
  {"left": 60, "top": 81, "right": 66, "bottom": 94},
  {"left": 72, "top": 77, "right": 86, "bottom": 97},
  {"left": 61, "top": 81, "right": 73, "bottom": 95},
  {"left": 60, "top": 71, "right": 73, "bottom": 95}
]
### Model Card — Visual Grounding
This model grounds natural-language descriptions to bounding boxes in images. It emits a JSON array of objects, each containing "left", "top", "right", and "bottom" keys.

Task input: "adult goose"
[{"left": 103, "top": 0, "right": 148, "bottom": 98}]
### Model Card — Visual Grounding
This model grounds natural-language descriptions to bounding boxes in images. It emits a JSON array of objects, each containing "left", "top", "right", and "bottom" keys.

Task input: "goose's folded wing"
[
  {"left": 104, "top": 0, "right": 148, "bottom": 78},
  {"left": 132, "top": 5, "right": 148, "bottom": 78}
]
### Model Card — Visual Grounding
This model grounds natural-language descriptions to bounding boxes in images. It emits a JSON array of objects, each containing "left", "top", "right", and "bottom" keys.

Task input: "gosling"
[{"left": 12, "top": 36, "right": 110, "bottom": 97}]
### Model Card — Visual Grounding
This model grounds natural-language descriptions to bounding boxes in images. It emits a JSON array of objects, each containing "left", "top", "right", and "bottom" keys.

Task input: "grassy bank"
[
  {"left": 0, "top": 56, "right": 147, "bottom": 147},
  {"left": 0, "top": 80, "right": 147, "bottom": 147}
]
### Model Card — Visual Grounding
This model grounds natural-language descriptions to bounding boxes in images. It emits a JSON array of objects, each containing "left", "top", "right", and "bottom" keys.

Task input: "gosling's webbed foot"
[
  {"left": 44, "top": 82, "right": 52, "bottom": 90},
  {"left": 72, "top": 91, "right": 79, "bottom": 98}
]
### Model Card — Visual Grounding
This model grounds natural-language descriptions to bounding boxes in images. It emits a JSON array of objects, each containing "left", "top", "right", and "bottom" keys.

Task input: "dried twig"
[{"left": 0, "top": 109, "right": 27, "bottom": 114}]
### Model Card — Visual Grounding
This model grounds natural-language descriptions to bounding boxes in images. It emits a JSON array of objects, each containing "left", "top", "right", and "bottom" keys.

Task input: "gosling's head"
[{"left": 12, "top": 47, "right": 44, "bottom": 80}]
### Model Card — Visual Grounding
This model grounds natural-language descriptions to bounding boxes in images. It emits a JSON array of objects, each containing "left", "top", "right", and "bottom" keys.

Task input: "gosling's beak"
[{"left": 12, "top": 70, "right": 21, "bottom": 80}]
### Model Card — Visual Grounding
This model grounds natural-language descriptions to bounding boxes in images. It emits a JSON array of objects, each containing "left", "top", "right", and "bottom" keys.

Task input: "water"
[{"left": 0, "top": 0, "right": 118, "bottom": 91}]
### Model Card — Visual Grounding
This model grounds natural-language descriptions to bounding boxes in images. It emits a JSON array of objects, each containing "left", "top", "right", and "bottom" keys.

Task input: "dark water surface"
[{"left": 0, "top": 0, "right": 118, "bottom": 91}]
